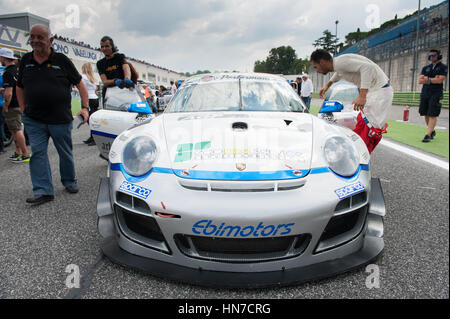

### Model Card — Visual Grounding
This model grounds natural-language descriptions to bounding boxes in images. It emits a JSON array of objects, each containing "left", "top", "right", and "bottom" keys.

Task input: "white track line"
[{"left": 379, "top": 139, "right": 449, "bottom": 171}]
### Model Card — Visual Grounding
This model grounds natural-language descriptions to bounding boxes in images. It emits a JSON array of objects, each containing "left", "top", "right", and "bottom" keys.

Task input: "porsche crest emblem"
[{"left": 236, "top": 163, "right": 246, "bottom": 171}]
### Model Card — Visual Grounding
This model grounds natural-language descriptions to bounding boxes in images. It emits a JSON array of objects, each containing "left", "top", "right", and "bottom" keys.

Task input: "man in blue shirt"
[{"left": 418, "top": 49, "right": 448, "bottom": 143}]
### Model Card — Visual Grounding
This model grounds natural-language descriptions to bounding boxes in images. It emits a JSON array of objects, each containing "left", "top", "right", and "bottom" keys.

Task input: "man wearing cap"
[
  {"left": 418, "top": 49, "right": 447, "bottom": 143},
  {"left": 310, "top": 49, "right": 393, "bottom": 154},
  {"left": 0, "top": 48, "right": 30, "bottom": 162},
  {"left": 300, "top": 74, "right": 313, "bottom": 110},
  {"left": 16, "top": 24, "right": 89, "bottom": 206}
]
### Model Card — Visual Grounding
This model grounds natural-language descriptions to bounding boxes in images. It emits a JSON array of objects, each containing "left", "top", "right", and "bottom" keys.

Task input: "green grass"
[
  {"left": 72, "top": 98, "right": 81, "bottom": 116},
  {"left": 385, "top": 120, "right": 449, "bottom": 158},
  {"left": 309, "top": 105, "right": 320, "bottom": 115}
]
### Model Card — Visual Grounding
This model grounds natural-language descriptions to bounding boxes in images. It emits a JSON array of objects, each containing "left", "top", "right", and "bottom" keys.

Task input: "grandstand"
[{"left": 310, "top": 0, "right": 449, "bottom": 100}]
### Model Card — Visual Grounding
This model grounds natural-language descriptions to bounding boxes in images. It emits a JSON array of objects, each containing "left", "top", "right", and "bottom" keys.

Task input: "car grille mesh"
[
  {"left": 174, "top": 234, "right": 311, "bottom": 263},
  {"left": 178, "top": 179, "right": 306, "bottom": 192}
]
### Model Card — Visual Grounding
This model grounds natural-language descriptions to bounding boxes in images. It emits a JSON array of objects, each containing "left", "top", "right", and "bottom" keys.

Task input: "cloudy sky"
[{"left": 0, "top": 0, "right": 444, "bottom": 73}]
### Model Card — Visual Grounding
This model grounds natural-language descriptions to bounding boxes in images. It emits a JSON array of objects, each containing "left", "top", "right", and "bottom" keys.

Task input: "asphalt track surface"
[{"left": 0, "top": 123, "right": 448, "bottom": 299}]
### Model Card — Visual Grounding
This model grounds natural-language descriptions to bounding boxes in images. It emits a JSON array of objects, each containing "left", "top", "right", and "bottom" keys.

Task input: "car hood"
[{"left": 161, "top": 112, "right": 314, "bottom": 179}]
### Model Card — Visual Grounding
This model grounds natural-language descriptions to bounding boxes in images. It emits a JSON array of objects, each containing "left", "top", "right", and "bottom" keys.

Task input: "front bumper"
[{"left": 96, "top": 175, "right": 385, "bottom": 288}]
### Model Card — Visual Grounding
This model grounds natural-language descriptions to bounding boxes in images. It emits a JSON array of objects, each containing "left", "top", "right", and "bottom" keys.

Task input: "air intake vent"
[
  {"left": 115, "top": 205, "right": 170, "bottom": 254},
  {"left": 315, "top": 205, "right": 369, "bottom": 253},
  {"left": 116, "top": 191, "right": 151, "bottom": 214},
  {"left": 232, "top": 122, "right": 248, "bottom": 130},
  {"left": 334, "top": 191, "right": 367, "bottom": 214},
  {"left": 174, "top": 234, "right": 311, "bottom": 263}
]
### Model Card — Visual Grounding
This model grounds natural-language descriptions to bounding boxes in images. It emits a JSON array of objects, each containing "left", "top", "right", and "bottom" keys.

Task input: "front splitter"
[{"left": 100, "top": 234, "right": 383, "bottom": 288}]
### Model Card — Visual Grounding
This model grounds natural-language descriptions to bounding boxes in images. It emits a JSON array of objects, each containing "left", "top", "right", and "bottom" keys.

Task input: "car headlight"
[
  {"left": 324, "top": 136, "right": 360, "bottom": 177},
  {"left": 122, "top": 136, "right": 158, "bottom": 176}
]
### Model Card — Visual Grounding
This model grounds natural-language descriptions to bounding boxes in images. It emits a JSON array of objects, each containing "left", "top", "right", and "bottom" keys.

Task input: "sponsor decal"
[
  {"left": 192, "top": 220, "right": 295, "bottom": 238},
  {"left": 174, "top": 141, "right": 211, "bottom": 163},
  {"left": 334, "top": 181, "right": 365, "bottom": 199},
  {"left": 118, "top": 181, "right": 151, "bottom": 199},
  {"left": 174, "top": 142, "right": 306, "bottom": 163}
]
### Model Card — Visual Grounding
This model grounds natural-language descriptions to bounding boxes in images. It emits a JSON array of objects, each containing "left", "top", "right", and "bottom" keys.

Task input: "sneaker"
[
  {"left": 431, "top": 130, "right": 436, "bottom": 139},
  {"left": 83, "top": 137, "right": 94, "bottom": 144},
  {"left": 422, "top": 135, "right": 432, "bottom": 143},
  {"left": 9, "top": 152, "right": 21, "bottom": 160},
  {"left": 11, "top": 155, "right": 30, "bottom": 163}
]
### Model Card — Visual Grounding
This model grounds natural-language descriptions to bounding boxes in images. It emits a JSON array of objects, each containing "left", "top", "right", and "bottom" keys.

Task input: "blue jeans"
[
  {"left": 0, "top": 107, "right": 5, "bottom": 151},
  {"left": 22, "top": 114, "right": 77, "bottom": 196},
  {"left": 301, "top": 96, "right": 311, "bottom": 110}
]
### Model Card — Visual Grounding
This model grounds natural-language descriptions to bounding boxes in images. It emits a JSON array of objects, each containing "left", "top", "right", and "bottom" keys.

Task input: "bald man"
[{"left": 16, "top": 24, "right": 90, "bottom": 205}]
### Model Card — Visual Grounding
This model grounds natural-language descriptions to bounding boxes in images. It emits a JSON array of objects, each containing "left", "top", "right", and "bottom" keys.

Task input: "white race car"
[
  {"left": 95, "top": 73, "right": 385, "bottom": 288},
  {"left": 89, "top": 87, "right": 155, "bottom": 160}
]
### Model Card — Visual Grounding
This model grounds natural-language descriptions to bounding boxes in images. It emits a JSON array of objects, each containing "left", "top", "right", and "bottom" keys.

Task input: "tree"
[
  {"left": 266, "top": 46, "right": 297, "bottom": 74},
  {"left": 313, "top": 30, "right": 338, "bottom": 54},
  {"left": 344, "top": 28, "right": 368, "bottom": 47},
  {"left": 253, "top": 46, "right": 308, "bottom": 75},
  {"left": 254, "top": 60, "right": 269, "bottom": 73}
]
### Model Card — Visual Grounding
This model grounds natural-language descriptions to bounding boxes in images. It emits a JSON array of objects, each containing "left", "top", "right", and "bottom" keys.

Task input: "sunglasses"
[{"left": 428, "top": 54, "right": 438, "bottom": 58}]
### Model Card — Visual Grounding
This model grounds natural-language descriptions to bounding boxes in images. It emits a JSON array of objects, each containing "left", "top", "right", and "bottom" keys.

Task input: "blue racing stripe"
[
  {"left": 109, "top": 163, "right": 369, "bottom": 182},
  {"left": 172, "top": 169, "right": 310, "bottom": 181},
  {"left": 91, "top": 130, "right": 118, "bottom": 139}
]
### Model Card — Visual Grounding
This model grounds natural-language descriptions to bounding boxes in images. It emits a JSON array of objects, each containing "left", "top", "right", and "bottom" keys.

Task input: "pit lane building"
[{"left": 0, "top": 12, "right": 186, "bottom": 87}]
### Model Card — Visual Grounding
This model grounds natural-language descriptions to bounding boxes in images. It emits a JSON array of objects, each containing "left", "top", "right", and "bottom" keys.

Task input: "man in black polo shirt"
[
  {"left": 16, "top": 24, "right": 90, "bottom": 206},
  {"left": 0, "top": 48, "right": 30, "bottom": 162},
  {"left": 418, "top": 49, "right": 447, "bottom": 142},
  {"left": 96, "top": 36, "right": 134, "bottom": 102}
]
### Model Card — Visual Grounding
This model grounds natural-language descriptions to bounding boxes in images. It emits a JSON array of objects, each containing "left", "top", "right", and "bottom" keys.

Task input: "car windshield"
[
  {"left": 325, "top": 80, "right": 359, "bottom": 111},
  {"left": 104, "top": 87, "right": 145, "bottom": 111},
  {"left": 166, "top": 75, "right": 306, "bottom": 113}
]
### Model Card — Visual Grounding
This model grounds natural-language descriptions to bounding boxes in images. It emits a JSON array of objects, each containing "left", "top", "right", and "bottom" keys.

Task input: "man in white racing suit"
[{"left": 310, "top": 49, "right": 393, "bottom": 153}]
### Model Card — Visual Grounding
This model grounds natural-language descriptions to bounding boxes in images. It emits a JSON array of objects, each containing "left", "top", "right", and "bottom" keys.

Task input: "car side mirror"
[
  {"left": 128, "top": 102, "right": 153, "bottom": 114},
  {"left": 319, "top": 100, "right": 344, "bottom": 113}
]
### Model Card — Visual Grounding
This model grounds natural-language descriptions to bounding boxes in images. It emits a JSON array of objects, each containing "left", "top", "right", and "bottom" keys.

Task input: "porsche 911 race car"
[{"left": 96, "top": 73, "right": 385, "bottom": 288}]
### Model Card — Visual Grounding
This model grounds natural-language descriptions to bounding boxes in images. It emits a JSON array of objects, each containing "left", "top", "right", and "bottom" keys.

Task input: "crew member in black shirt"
[
  {"left": 96, "top": 36, "right": 134, "bottom": 101},
  {"left": 16, "top": 24, "right": 90, "bottom": 206},
  {"left": 418, "top": 49, "right": 448, "bottom": 142},
  {"left": 0, "top": 48, "right": 30, "bottom": 162}
]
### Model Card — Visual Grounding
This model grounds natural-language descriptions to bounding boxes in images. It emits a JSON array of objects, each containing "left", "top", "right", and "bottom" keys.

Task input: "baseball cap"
[
  {"left": 301, "top": 73, "right": 308, "bottom": 78},
  {"left": 0, "top": 48, "right": 17, "bottom": 60}
]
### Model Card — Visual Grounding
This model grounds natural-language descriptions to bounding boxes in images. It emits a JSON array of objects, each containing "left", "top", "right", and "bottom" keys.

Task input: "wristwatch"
[{"left": 81, "top": 105, "right": 90, "bottom": 111}]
